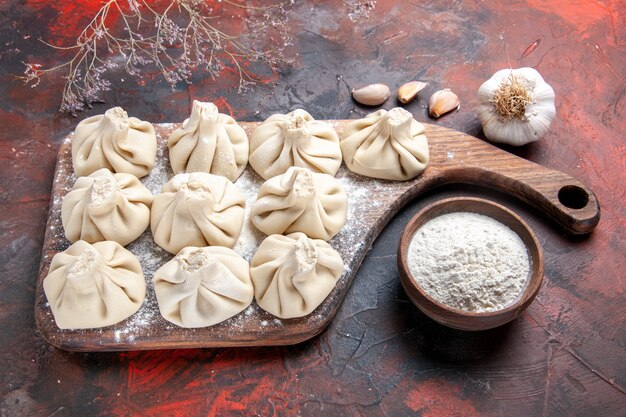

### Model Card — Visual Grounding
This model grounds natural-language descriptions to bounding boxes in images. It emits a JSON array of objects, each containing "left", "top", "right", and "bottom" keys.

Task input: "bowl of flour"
[{"left": 397, "top": 197, "right": 544, "bottom": 331}]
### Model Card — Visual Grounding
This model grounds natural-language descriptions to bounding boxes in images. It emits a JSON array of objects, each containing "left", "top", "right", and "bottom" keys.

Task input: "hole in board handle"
[{"left": 558, "top": 185, "right": 589, "bottom": 209}]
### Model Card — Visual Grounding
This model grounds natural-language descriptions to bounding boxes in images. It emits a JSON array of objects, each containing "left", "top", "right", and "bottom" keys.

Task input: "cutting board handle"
[
  {"left": 411, "top": 126, "right": 601, "bottom": 235},
  {"left": 441, "top": 165, "right": 600, "bottom": 235}
]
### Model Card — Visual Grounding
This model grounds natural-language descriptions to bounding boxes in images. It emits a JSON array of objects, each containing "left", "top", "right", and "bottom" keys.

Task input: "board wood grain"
[{"left": 35, "top": 121, "right": 600, "bottom": 351}]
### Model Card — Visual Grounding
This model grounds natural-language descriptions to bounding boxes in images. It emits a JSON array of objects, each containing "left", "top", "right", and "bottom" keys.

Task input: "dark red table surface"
[{"left": 1, "top": 1, "right": 625, "bottom": 416}]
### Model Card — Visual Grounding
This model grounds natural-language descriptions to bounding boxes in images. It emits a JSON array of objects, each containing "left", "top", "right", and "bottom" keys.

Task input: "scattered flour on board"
[{"left": 42, "top": 124, "right": 394, "bottom": 343}]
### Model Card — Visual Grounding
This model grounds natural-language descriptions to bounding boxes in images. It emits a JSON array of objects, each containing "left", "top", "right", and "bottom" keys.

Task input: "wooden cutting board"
[{"left": 35, "top": 121, "right": 600, "bottom": 351}]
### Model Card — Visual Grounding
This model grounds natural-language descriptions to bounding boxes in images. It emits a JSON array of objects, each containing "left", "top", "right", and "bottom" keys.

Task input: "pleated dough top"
[
  {"left": 249, "top": 109, "right": 342, "bottom": 179},
  {"left": 340, "top": 107, "right": 429, "bottom": 181},
  {"left": 43, "top": 240, "right": 146, "bottom": 329},
  {"left": 168, "top": 101, "right": 249, "bottom": 181},
  {"left": 251, "top": 167, "right": 348, "bottom": 241},
  {"left": 153, "top": 246, "right": 254, "bottom": 328},
  {"left": 250, "top": 233, "right": 344, "bottom": 319},
  {"left": 150, "top": 172, "right": 246, "bottom": 254},
  {"left": 61, "top": 168, "right": 153, "bottom": 246},
  {"left": 72, "top": 107, "right": 157, "bottom": 178}
]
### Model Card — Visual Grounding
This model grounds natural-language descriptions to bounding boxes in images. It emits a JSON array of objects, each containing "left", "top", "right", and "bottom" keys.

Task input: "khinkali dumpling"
[
  {"left": 249, "top": 109, "right": 342, "bottom": 180},
  {"left": 151, "top": 172, "right": 245, "bottom": 254},
  {"left": 168, "top": 101, "right": 249, "bottom": 181},
  {"left": 72, "top": 107, "right": 157, "bottom": 178},
  {"left": 340, "top": 107, "right": 429, "bottom": 181},
  {"left": 250, "top": 233, "right": 344, "bottom": 319},
  {"left": 43, "top": 240, "right": 146, "bottom": 329},
  {"left": 251, "top": 167, "right": 348, "bottom": 241},
  {"left": 61, "top": 168, "right": 153, "bottom": 246},
  {"left": 153, "top": 246, "right": 253, "bottom": 328}
]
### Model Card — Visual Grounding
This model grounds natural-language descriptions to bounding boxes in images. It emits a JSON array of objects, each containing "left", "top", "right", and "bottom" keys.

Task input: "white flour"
[{"left": 407, "top": 212, "right": 530, "bottom": 313}]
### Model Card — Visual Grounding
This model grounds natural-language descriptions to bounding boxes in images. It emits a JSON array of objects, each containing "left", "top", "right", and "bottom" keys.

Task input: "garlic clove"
[
  {"left": 397, "top": 81, "right": 428, "bottom": 104},
  {"left": 352, "top": 83, "right": 391, "bottom": 106},
  {"left": 428, "top": 89, "right": 460, "bottom": 118}
]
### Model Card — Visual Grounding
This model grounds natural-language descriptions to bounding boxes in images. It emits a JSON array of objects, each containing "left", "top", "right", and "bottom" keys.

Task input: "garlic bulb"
[{"left": 477, "top": 67, "right": 555, "bottom": 146}]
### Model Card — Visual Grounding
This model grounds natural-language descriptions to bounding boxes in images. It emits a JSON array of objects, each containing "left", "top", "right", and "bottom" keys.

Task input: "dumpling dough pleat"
[
  {"left": 151, "top": 172, "right": 245, "bottom": 254},
  {"left": 168, "top": 101, "right": 249, "bottom": 181},
  {"left": 249, "top": 109, "right": 342, "bottom": 179},
  {"left": 153, "top": 246, "right": 253, "bottom": 328},
  {"left": 251, "top": 167, "right": 348, "bottom": 241},
  {"left": 340, "top": 107, "right": 429, "bottom": 181},
  {"left": 43, "top": 240, "right": 146, "bottom": 329},
  {"left": 72, "top": 107, "right": 157, "bottom": 178},
  {"left": 250, "top": 233, "right": 344, "bottom": 319},
  {"left": 61, "top": 168, "right": 153, "bottom": 246}
]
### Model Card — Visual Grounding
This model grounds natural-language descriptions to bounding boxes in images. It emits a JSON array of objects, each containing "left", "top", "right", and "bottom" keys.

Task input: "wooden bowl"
[{"left": 397, "top": 197, "right": 544, "bottom": 331}]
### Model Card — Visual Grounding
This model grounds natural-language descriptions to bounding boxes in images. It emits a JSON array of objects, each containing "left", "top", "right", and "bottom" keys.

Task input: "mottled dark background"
[{"left": 1, "top": 0, "right": 625, "bottom": 416}]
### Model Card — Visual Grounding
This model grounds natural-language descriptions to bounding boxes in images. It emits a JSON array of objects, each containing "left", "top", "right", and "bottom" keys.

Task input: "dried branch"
[
  {"left": 343, "top": 0, "right": 376, "bottom": 21},
  {"left": 20, "top": 0, "right": 293, "bottom": 114}
]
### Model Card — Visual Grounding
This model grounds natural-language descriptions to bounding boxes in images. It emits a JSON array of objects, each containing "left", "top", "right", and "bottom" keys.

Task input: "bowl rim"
[{"left": 398, "top": 196, "right": 544, "bottom": 319}]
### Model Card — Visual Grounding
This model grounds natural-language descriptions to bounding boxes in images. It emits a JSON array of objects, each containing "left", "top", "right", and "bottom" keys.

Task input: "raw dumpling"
[
  {"left": 249, "top": 109, "right": 342, "bottom": 179},
  {"left": 251, "top": 167, "right": 348, "bottom": 241},
  {"left": 151, "top": 172, "right": 245, "bottom": 254},
  {"left": 72, "top": 107, "right": 157, "bottom": 178},
  {"left": 153, "top": 246, "right": 253, "bottom": 328},
  {"left": 61, "top": 168, "right": 153, "bottom": 246},
  {"left": 250, "top": 232, "right": 344, "bottom": 319},
  {"left": 340, "top": 107, "right": 429, "bottom": 181},
  {"left": 43, "top": 240, "right": 146, "bottom": 329},
  {"left": 168, "top": 101, "right": 249, "bottom": 181}
]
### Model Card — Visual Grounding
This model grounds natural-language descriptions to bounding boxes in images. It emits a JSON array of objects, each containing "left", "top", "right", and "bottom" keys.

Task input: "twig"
[{"left": 19, "top": 0, "right": 293, "bottom": 114}]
